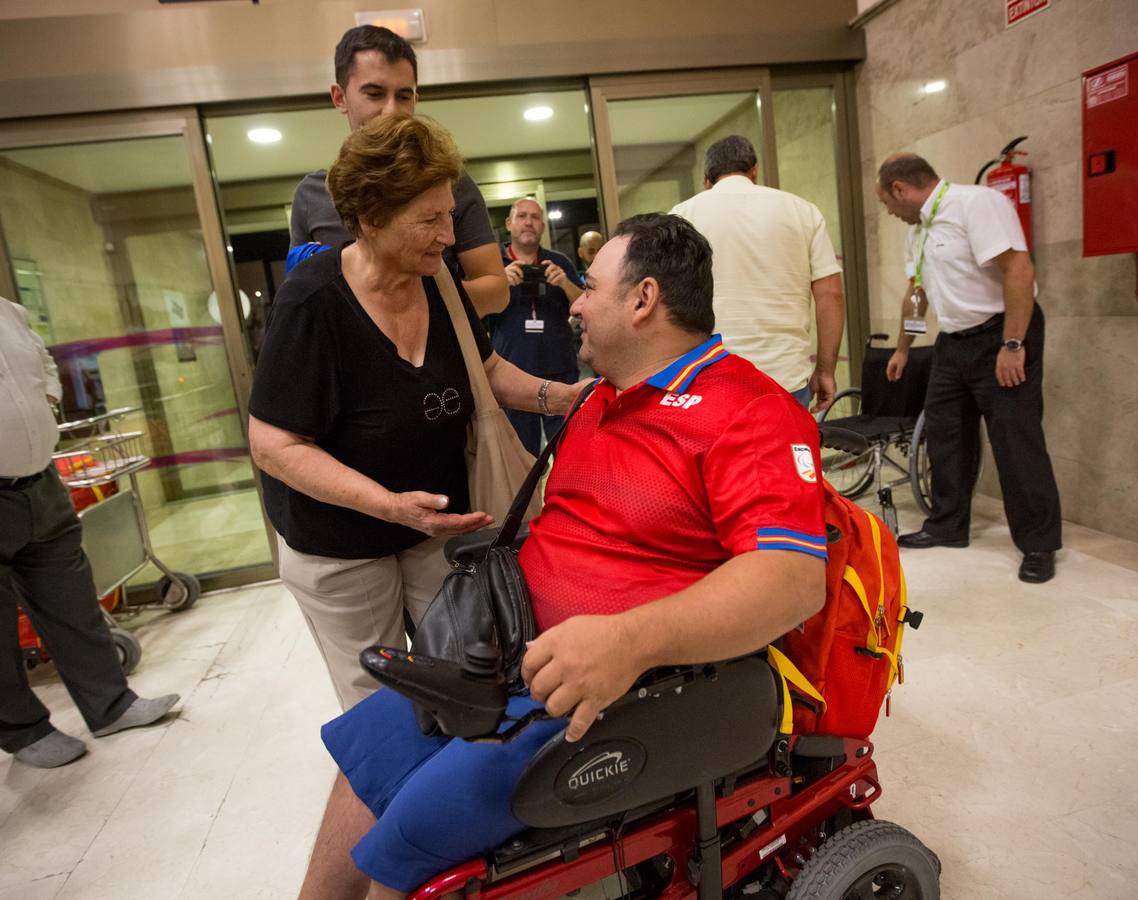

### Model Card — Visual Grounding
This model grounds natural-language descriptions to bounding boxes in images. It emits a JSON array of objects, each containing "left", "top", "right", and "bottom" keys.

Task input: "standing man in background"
[
  {"left": 492, "top": 198, "right": 582, "bottom": 455},
  {"left": 1, "top": 298, "right": 179, "bottom": 769},
  {"left": 289, "top": 25, "right": 508, "bottom": 317},
  {"left": 670, "top": 135, "right": 845, "bottom": 412},
  {"left": 875, "top": 153, "right": 1060, "bottom": 584}
]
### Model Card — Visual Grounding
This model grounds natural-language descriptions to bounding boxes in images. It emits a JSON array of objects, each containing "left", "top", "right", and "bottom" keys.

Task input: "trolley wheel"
[
  {"left": 159, "top": 572, "right": 201, "bottom": 612},
  {"left": 109, "top": 626, "right": 142, "bottom": 675},
  {"left": 786, "top": 819, "right": 941, "bottom": 900},
  {"left": 819, "top": 389, "right": 873, "bottom": 500}
]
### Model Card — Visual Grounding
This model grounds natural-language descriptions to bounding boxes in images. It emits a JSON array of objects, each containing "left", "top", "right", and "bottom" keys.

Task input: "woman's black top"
[{"left": 249, "top": 247, "right": 492, "bottom": 559}]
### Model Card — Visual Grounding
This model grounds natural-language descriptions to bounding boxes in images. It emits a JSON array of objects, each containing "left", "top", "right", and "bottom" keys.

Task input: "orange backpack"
[{"left": 768, "top": 482, "right": 922, "bottom": 739}]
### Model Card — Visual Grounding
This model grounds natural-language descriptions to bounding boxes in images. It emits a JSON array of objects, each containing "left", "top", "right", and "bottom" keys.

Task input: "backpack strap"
[
  {"left": 766, "top": 644, "right": 826, "bottom": 735},
  {"left": 843, "top": 509, "right": 901, "bottom": 688}
]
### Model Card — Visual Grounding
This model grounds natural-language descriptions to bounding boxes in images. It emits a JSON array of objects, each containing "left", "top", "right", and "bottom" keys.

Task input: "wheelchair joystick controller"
[{"left": 359, "top": 643, "right": 508, "bottom": 739}]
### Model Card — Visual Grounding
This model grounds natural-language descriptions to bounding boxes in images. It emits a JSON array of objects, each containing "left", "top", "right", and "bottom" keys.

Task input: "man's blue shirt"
[{"left": 489, "top": 244, "right": 580, "bottom": 377}]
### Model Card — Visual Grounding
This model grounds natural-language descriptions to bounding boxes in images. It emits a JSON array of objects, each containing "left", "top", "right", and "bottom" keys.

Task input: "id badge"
[
  {"left": 525, "top": 318, "right": 545, "bottom": 334},
  {"left": 904, "top": 287, "right": 928, "bottom": 335}
]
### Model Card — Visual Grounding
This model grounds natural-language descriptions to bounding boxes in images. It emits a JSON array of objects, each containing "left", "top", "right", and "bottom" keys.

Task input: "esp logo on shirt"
[{"left": 660, "top": 392, "right": 702, "bottom": 410}]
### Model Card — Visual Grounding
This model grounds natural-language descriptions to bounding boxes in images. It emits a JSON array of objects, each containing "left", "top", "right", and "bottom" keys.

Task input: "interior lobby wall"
[{"left": 855, "top": 0, "right": 1138, "bottom": 539}]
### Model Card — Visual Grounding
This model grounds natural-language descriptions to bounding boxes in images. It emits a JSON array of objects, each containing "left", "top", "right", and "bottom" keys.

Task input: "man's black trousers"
[
  {"left": 0, "top": 468, "right": 136, "bottom": 753},
  {"left": 922, "top": 306, "right": 1062, "bottom": 553}
]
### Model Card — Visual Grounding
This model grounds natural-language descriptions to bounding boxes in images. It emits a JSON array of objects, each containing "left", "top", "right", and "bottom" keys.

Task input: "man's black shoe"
[
  {"left": 1019, "top": 551, "right": 1056, "bottom": 584},
  {"left": 896, "top": 530, "right": 970, "bottom": 549}
]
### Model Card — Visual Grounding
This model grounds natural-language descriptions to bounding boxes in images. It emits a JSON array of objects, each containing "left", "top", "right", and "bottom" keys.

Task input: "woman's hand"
[{"left": 386, "top": 491, "right": 493, "bottom": 536}]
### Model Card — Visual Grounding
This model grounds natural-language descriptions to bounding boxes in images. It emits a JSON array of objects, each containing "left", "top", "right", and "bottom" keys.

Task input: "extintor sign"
[{"left": 1006, "top": 0, "right": 1049, "bottom": 27}]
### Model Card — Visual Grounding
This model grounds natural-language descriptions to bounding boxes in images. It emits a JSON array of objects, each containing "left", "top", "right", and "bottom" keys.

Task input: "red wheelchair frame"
[{"left": 411, "top": 734, "right": 883, "bottom": 899}]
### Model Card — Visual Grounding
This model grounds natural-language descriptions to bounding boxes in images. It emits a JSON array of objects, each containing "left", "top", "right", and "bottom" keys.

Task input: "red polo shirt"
[{"left": 520, "top": 334, "right": 827, "bottom": 633}]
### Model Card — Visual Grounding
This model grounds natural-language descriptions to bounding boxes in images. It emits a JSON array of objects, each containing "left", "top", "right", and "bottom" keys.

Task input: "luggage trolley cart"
[{"left": 46, "top": 409, "right": 201, "bottom": 672}]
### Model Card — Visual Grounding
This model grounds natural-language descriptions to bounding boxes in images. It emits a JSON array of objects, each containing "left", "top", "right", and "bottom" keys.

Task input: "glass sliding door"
[
  {"left": 771, "top": 85, "right": 851, "bottom": 394},
  {"left": 0, "top": 111, "right": 274, "bottom": 590}
]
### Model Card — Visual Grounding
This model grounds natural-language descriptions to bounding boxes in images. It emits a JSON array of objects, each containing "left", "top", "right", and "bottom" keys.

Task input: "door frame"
[
  {"left": 0, "top": 108, "right": 279, "bottom": 591},
  {"left": 587, "top": 68, "right": 777, "bottom": 233}
]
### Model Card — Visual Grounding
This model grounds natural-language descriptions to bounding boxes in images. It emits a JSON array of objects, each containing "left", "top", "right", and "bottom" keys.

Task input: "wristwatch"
[{"left": 1002, "top": 338, "right": 1024, "bottom": 351}]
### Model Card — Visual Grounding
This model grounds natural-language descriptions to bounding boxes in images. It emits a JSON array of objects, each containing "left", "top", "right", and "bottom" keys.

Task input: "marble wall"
[{"left": 855, "top": 0, "right": 1138, "bottom": 539}]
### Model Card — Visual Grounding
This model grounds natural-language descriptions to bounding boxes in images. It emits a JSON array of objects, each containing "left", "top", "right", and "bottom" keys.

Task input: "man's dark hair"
[
  {"left": 704, "top": 135, "right": 758, "bottom": 184},
  {"left": 334, "top": 25, "right": 418, "bottom": 87},
  {"left": 877, "top": 154, "right": 940, "bottom": 190},
  {"left": 612, "top": 214, "right": 715, "bottom": 335}
]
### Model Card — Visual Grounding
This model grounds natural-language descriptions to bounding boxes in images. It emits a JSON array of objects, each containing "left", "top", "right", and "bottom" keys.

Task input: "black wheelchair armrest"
[
  {"left": 444, "top": 524, "right": 531, "bottom": 567},
  {"left": 819, "top": 424, "right": 869, "bottom": 456}
]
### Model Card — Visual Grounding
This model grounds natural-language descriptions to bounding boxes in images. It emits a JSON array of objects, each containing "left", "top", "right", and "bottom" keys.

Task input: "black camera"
[{"left": 520, "top": 263, "right": 546, "bottom": 283}]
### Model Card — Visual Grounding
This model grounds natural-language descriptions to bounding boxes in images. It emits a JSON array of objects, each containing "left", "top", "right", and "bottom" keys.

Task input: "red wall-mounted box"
[{"left": 1083, "top": 51, "right": 1138, "bottom": 257}]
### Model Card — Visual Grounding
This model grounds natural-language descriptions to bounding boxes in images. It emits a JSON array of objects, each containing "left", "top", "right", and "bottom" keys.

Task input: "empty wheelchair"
[
  {"left": 357, "top": 537, "right": 941, "bottom": 900},
  {"left": 818, "top": 335, "right": 935, "bottom": 534}
]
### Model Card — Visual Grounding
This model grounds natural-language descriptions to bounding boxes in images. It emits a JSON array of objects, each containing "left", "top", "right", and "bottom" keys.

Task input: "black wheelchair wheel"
[
  {"left": 786, "top": 819, "right": 941, "bottom": 900},
  {"left": 819, "top": 389, "right": 873, "bottom": 499},
  {"left": 909, "top": 412, "right": 933, "bottom": 517}
]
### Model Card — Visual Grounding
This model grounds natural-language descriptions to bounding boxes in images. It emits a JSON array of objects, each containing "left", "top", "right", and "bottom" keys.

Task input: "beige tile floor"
[{"left": 2, "top": 493, "right": 1136, "bottom": 899}]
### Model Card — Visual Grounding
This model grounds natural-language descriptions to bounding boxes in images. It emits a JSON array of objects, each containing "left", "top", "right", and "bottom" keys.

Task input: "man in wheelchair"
[{"left": 300, "top": 214, "right": 831, "bottom": 899}]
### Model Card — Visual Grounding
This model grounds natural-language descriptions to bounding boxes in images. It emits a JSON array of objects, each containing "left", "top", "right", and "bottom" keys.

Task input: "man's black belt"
[
  {"left": 947, "top": 313, "right": 1003, "bottom": 339},
  {"left": 0, "top": 469, "right": 46, "bottom": 490}
]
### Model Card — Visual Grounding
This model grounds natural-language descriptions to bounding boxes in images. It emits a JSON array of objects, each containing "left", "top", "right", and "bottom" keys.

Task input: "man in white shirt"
[
  {"left": 1, "top": 298, "right": 180, "bottom": 768},
  {"left": 670, "top": 135, "right": 845, "bottom": 412},
  {"left": 875, "top": 154, "right": 1061, "bottom": 583}
]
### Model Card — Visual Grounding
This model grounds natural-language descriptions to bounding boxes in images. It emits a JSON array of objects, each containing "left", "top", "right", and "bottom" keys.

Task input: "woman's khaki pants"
[{"left": 276, "top": 534, "right": 451, "bottom": 711}]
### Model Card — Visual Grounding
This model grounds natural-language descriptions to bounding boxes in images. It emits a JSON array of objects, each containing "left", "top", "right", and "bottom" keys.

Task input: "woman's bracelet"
[{"left": 537, "top": 379, "right": 552, "bottom": 416}]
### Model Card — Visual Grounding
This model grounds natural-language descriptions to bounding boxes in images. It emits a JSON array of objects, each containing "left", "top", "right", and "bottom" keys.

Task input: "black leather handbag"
[{"left": 408, "top": 383, "right": 595, "bottom": 735}]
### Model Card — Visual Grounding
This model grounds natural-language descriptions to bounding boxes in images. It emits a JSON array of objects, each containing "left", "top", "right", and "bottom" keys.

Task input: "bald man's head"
[
  {"left": 577, "top": 230, "right": 604, "bottom": 268},
  {"left": 877, "top": 153, "right": 939, "bottom": 191}
]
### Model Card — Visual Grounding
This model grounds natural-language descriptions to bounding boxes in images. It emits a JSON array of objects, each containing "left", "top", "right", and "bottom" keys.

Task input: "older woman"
[{"left": 248, "top": 114, "right": 579, "bottom": 711}]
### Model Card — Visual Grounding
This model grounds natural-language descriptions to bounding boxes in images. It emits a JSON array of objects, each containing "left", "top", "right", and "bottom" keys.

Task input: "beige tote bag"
[{"left": 434, "top": 267, "right": 542, "bottom": 525}]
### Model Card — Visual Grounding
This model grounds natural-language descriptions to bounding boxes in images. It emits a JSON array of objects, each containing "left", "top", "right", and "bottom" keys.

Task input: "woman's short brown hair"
[{"left": 326, "top": 113, "right": 462, "bottom": 236}]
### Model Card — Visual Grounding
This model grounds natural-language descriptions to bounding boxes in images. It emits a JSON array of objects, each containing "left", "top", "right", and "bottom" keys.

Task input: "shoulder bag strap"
[
  {"left": 434, "top": 265, "right": 497, "bottom": 413},
  {"left": 492, "top": 380, "right": 595, "bottom": 549},
  {"left": 433, "top": 266, "right": 596, "bottom": 549}
]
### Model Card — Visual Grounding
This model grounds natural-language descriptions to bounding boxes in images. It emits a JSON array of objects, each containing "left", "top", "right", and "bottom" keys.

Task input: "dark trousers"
[
  {"left": 505, "top": 370, "right": 578, "bottom": 457},
  {"left": 1, "top": 467, "right": 135, "bottom": 753},
  {"left": 922, "top": 307, "right": 1062, "bottom": 553}
]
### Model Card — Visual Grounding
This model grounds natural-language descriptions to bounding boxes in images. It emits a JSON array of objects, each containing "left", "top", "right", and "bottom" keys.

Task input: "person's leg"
[
  {"left": 297, "top": 772, "right": 376, "bottom": 900},
  {"left": 8, "top": 471, "right": 136, "bottom": 734},
  {"left": 790, "top": 383, "right": 812, "bottom": 409},
  {"left": 278, "top": 537, "right": 408, "bottom": 711},
  {"left": 351, "top": 694, "right": 563, "bottom": 893},
  {"left": 309, "top": 688, "right": 449, "bottom": 900},
  {"left": 974, "top": 311, "right": 1062, "bottom": 553},
  {"left": 920, "top": 337, "right": 982, "bottom": 540},
  {"left": 0, "top": 485, "right": 57, "bottom": 754},
  {"left": 395, "top": 536, "right": 451, "bottom": 630},
  {"left": 504, "top": 407, "right": 541, "bottom": 456}
]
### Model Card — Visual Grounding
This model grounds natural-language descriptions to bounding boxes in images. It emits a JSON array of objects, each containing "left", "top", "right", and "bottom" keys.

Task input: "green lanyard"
[{"left": 913, "top": 181, "right": 950, "bottom": 289}]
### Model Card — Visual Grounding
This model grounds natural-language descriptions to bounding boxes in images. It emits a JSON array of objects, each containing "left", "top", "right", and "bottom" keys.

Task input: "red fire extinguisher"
[{"left": 976, "top": 136, "right": 1033, "bottom": 251}]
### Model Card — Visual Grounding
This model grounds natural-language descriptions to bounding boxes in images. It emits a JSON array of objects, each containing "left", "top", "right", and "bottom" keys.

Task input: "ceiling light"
[
  {"left": 922, "top": 80, "right": 947, "bottom": 94},
  {"left": 548, "top": 209, "right": 563, "bottom": 220},
  {"left": 524, "top": 106, "right": 553, "bottom": 122},
  {"left": 247, "top": 127, "right": 282, "bottom": 144}
]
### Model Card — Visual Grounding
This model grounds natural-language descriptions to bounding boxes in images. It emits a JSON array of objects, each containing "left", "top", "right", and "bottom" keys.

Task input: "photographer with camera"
[{"left": 491, "top": 198, "right": 583, "bottom": 455}]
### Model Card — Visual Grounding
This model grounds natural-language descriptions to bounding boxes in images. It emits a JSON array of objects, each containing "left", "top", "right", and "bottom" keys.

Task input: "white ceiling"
[
  {"left": 2, "top": 136, "right": 192, "bottom": 193},
  {"left": 0, "top": 89, "right": 756, "bottom": 195}
]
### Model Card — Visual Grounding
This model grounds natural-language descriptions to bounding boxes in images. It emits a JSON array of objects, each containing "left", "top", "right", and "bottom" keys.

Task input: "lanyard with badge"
[
  {"left": 507, "top": 245, "right": 545, "bottom": 335},
  {"left": 905, "top": 181, "right": 951, "bottom": 336}
]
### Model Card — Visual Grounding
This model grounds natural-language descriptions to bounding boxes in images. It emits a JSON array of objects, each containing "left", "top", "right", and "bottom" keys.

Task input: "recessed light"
[
  {"left": 922, "top": 80, "right": 947, "bottom": 94},
  {"left": 548, "top": 209, "right": 563, "bottom": 220},
  {"left": 247, "top": 127, "right": 282, "bottom": 144},
  {"left": 524, "top": 106, "right": 553, "bottom": 122}
]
